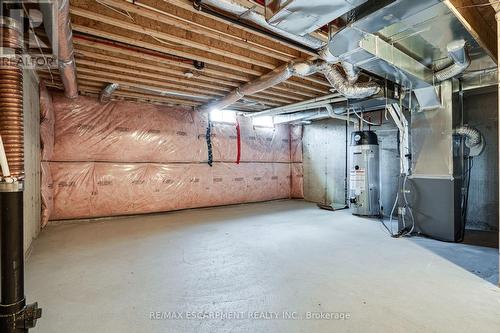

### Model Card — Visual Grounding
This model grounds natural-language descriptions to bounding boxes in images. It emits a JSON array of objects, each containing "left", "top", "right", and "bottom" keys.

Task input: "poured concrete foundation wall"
[{"left": 463, "top": 87, "right": 499, "bottom": 231}]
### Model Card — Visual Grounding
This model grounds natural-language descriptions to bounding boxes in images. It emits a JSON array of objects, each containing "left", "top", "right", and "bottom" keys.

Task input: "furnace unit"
[{"left": 349, "top": 131, "right": 380, "bottom": 216}]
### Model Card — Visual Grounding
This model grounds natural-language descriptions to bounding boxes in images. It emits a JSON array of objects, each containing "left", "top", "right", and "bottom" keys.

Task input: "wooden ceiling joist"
[
  {"left": 444, "top": 0, "right": 498, "bottom": 62},
  {"left": 72, "top": 34, "right": 330, "bottom": 94},
  {"left": 41, "top": 0, "right": 337, "bottom": 110},
  {"left": 91, "top": 0, "right": 298, "bottom": 62}
]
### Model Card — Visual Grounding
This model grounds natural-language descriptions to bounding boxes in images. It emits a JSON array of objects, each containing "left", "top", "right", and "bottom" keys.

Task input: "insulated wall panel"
[
  {"left": 50, "top": 93, "right": 292, "bottom": 163},
  {"left": 291, "top": 163, "right": 304, "bottom": 198},
  {"left": 49, "top": 162, "right": 291, "bottom": 220},
  {"left": 41, "top": 91, "right": 304, "bottom": 221}
]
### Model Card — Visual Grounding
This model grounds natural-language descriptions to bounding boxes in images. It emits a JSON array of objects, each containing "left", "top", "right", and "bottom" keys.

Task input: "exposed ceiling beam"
[{"left": 444, "top": 0, "right": 498, "bottom": 63}]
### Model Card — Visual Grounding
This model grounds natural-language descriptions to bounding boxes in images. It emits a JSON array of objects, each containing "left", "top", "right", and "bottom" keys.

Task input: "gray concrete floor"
[{"left": 26, "top": 200, "right": 500, "bottom": 333}]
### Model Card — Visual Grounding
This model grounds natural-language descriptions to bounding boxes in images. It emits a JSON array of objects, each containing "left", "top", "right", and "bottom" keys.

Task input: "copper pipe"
[{"left": 0, "top": 20, "right": 24, "bottom": 179}]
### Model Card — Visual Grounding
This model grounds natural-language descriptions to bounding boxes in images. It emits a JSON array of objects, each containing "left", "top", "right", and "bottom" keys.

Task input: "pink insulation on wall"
[
  {"left": 40, "top": 91, "right": 304, "bottom": 222},
  {"left": 50, "top": 93, "right": 291, "bottom": 163},
  {"left": 49, "top": 162, "right": 291, "bottom": 220}
]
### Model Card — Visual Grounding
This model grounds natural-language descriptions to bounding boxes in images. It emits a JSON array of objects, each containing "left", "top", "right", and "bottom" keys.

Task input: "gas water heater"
[{"left": 349, "top": 131, "right": 380, "bottom": 216}]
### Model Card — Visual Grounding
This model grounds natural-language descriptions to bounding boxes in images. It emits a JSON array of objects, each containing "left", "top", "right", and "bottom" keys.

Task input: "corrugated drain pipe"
[{"left": 58, "top": 0, "right": 78, "bottom": 98}]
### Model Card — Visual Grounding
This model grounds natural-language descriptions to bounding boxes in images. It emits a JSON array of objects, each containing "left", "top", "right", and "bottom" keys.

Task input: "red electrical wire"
[{"left": 236, "top": 119, "right": 241, "bottom": 164}]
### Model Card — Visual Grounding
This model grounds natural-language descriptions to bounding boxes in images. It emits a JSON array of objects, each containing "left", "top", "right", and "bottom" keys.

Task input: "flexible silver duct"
[
  {"left": 453, "top": 125, "right": 485, "bottom": 157},
  {"left": 58, "top": 0, "right": 78, "bottom": 98},
  {"left": 341, "top": 62, "right": 360, "bottom": 84},
  {"left": 453, "top": 126, "right": 481, "bottom": 148},
  {"left": 202, "top": 59, "right": 323, "bottom": 111},
  {"left": 202, "top": 59, "right": 380, "bottom": 111},
  {"left": 435, "top": 40, "right": 471, "bottom": 82},
  {"left": 322, "top": 64, "right": 381, "bottom": 99},
  {"left": 200, "top": 0, "right": 326, "bottom": 50},
  {"left": 99, "top": 83, "right": 120, "bottom": 103}
]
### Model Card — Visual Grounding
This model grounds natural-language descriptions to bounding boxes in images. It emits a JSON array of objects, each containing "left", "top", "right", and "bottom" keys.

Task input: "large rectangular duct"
[
  {"left": 327, "top": 0, "right": 486, "bottom": 91},
  {"left": 264, "top": 0, "right": 368, "bottom": 36}
]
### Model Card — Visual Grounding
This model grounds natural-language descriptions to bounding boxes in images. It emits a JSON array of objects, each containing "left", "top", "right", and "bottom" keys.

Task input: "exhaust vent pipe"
[
  {"left": 435, "top": 40, "right": 471, "bottom": 82},
  {"left": 58, "top": 0, "right": 78, "bottom": 98},
  {"left": 100, "top": 83, "right": 120, "bottom": 103}
]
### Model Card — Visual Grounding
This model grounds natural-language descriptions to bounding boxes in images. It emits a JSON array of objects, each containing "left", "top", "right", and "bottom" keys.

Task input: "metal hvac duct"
[
  {"left": 199, "top": 0, "right": 326, "bottom": 50},
  {"left": 327, "top": 0, "right": 479, "bottom": 89},
  {"left": 58, "top": 0, "right": 78, "bottom": 99},
  {"left": 264, "top": 0, "right": 368, "bottom": 37},
  {"left": 0, "top": 16, "right": 42, "bottom": 332}
]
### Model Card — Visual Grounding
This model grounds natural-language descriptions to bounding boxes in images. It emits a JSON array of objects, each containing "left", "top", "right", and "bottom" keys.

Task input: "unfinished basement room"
[{"left": 1, "top": 0, "right": 500, "bottom": 332}]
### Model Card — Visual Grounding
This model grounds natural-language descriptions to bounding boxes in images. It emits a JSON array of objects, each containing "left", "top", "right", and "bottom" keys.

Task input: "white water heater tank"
[{"left": 349, "top": 131, "right": 380, "bottom": 216}]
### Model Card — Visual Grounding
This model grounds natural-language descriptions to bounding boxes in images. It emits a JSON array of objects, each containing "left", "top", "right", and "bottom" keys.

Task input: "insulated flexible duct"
[
  {"left": 322, "top": 64, "right": 381, "bottom": 99},
  {"left": 453, "top": 126, "right": 481, "bottom": 148},
  {"left": 58, "top": 0, "right": 78, "bottom": 98},
  {"left": 435, "top": 40, "right": 471, "bottom": 82},
  {"left": 0, "top": 17, "right": 24, "bottom": 179},
  {"left": 202, "top": 59, "right": 322, "bottom": 111},
  {"left": 341, "top": 62, "right": 360, "bottom": 84},
  {"left": 202, "top": 60, "right": 380, "bottom": 111}
]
